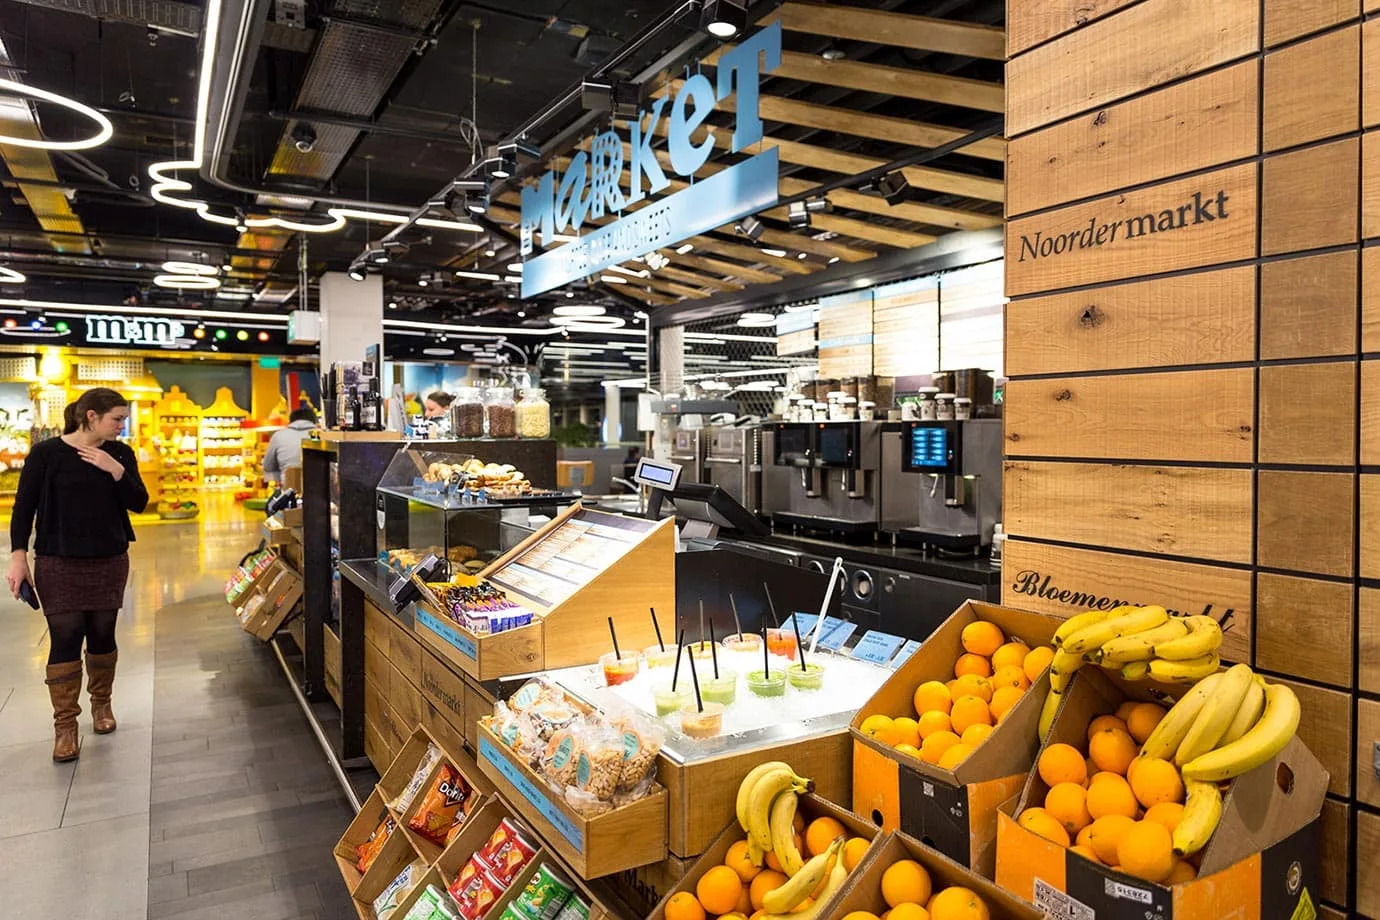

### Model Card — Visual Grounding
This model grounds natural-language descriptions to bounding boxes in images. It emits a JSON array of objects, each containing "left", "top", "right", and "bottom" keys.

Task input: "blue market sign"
[{"left": 520, "top": 22, "right": 782, "bottom": 298}]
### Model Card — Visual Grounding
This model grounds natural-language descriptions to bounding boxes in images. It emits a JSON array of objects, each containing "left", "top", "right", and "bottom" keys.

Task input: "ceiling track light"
[
  {"left": 735, "top": 214, "right": 764, "bottom": 241},
  {"left": 787, "top": 200, "right": 811, "bottom": 230},
  {"left": 805, "top": 196, "right": 831, "bottom": 214},
  {"left": 465, "top": 193, "right": 489, "bottom": 215},
  {"left": 579, "top": 79, "right": 640, "bottom": 117},
  {"left": 291, "top": 122, "right": 317, "bottom": 154},
  {"left": 701, "top": 0, "right": 748, "bottom": 39},
  {"left": 348, "top": 265, "right": 367, "bottom": 281},
  {"left": 878, "top": 171, "right": 911, "bottom": 206},
  {"left": 499, "top": 139, "right": 542, "bottom": 162}
]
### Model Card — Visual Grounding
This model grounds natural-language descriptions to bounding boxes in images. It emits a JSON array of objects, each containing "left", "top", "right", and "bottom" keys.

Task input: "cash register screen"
[{"left": 908, "top": 425, "right": 950, "bottom": 470}]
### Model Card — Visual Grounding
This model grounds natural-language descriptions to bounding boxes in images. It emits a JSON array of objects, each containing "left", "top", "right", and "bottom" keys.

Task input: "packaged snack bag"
[
  {"left": 387, "top": 744, "right": 444, "bottom": 813},
  {"left": 355, "top": 811, "right": 395, "bottom": 873},
  {"left": 373, "top": 860, "right": 428, "bottom": 920},
  {"left": 401, "top": 884, "right": 462, "bottom": 920},
  {"left": 408, "top": 765, "right": 471, "bottom": 845}
]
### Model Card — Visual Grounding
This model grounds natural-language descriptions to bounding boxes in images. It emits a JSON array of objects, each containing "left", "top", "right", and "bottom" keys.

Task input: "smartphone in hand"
[{"left": 18, "top": 579, "right": 39, "bottom": 610}]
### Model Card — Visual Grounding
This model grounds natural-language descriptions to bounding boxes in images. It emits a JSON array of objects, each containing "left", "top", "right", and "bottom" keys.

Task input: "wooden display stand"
[
  {"left": 413, "top": 502, "right": 675, "bottom": 682},
  {"left": 151, "top": 386, "right": 202, "bottom": 513}
]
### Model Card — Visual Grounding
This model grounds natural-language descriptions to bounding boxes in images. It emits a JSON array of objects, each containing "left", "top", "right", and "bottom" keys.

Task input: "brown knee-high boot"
[
  {"left": 85, "top": 651, "right": 117, "bottom": 734},
  {"left": 45, "top": 662, "right": 82, "bottom": 762}
]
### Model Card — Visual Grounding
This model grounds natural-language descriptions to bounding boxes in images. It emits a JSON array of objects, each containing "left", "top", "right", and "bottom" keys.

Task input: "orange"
[
  {"left": 960, "top": 620, "right": 1005, "bottom": 657},
  {"left": 892, "top": 717, "right": 921, "bottom": 748},
  {"left": 1087, "top": 715, "right": 1129, "bottom": 739},
  {"left": 1115, "top": 700, "right": 1140, "bottom": 722},
  {"left": 1038, "top": 743, "right": 1088, "bottom": 788},
  {"left": 840, "top": 914, "right": 882, "bottom": 920},
  {"left": 913, "top": 681, "right": 953, "bottom": 716},
  {"left": 1116, "top": 821, "right": 1175, "bottom": 883},
  {"left": 735, "top": 885, "right": 753, "bottom": 915},
  {"left": 1088, "top": 727, "right": 1138, "bottom": 776},
  {"left": 988, "top": 686, "right": 1025, "bottom": 722},
  {"left": 1166, "top": 859, "right": 1198, "bottom": 884},
  {"left": 749, "top": 870, "right": 788, "bottom": 911},
  {"left": 937, "top": 742, "right": 974, "bottom": 771},
  {"left": 1017, "top": 807, "right": 1071, "bottom": 847},
  {"left": 1125, "top": 702, "right": 1168, "bottom": 744},
  {"left": 1143, "top": 802, "right": 1186, "bottom": 834},
  {"left": 765, "top": 835, "right": 802, "bottom": 872},
  {"left": 1044, "top": 782, "right": 1093, "bottom": 834},
  {"left": 723, "top": 914, "right": 748, "bottom": 920},
  {"left": 954, "top": 653, "right": 992, "bottom": 679},
  {"left": 725, "top": 839, "right": 763, "bottom": 883},
  {"left": 805, "top": 817, "right": 846, "bottom": 858},
  {"left": 960, "top": 723, "right": 993, "bottom": 748},
  {"left": 1087, "top": 774, "right": 1139, "bottom": 820},
  {"left": 1128, "top": 757, "right": 1185, "bottom": 809},
  {"left": 950, "top": 674, "right": 993, "bottom": 704},
  {"left": 991, "top": 665, "right": 1031, "bottom": 693},
  {"left": 698, "top": 865, "right": 745, "bottom": 915},
  {"left": 861, "top": 714, "right": 901, "bottom": 747},
  {"left": 991, "top": 641, "right": 1030, "bottom": 672},
  {"left": 1075, "top": 824, "right": 1095, "bottom": 849},
  {"left": 927, "top": 886, "right": 989, "bottom": 920},
  {"left": 1085, "top": 756, "right": 1099, "bottom": 781},
  {"left": 881, "top": 859, "right": 932, "bottom": 908},
  {"left": 917, "top": 710, "right": 953, "bottom": 740},
  {"left": 895, "top": 743, "right": 922, "bottom": 759},
  {"left": 949, "top": 696, "right": 992, "bottom": 735},
  {"left": 1085, "top": 814, "right": 1136, "bottom": 866},
  {"left": 842, "top": 837, "right": 870, "bottom": 872},
  {"left": 794, "top": 812, "right": 805, "bottom": 834},
  {"left": 1070, "top": 844, "right": 1100, "bottom": 864},
  {"left": 665, "top": 892, "right": 706, "bottom": 920},
  {"left": 888, "top": 905, "right": 930, "bottom": 920},
  {"left": 920, "top": 730, "right": 961, "bottom": 765},
  {"left": 1023, "top": 645, "right": 1056, "bottom": 683}
]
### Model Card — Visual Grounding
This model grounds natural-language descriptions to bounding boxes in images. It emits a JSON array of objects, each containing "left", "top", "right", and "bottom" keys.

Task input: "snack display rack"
[
  {"left": 151, "top": 385, "right": 202, "bottom": 515},
  {"left": 200, "top": 387, "right": 249, "bottom": 488}
]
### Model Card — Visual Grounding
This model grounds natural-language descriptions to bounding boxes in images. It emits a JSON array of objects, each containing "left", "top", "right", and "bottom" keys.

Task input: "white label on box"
[
  {"left": 1034, "top": 879, "right": 1095, "bottom": 920},
  {"left": 1103, "top": 878, "right": 1153, "bottom": 905}
]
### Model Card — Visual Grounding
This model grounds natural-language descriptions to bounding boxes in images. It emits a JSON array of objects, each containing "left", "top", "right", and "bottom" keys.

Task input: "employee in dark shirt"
[{"left": 7, "top": 387, "right": 148, "bottom": 762}]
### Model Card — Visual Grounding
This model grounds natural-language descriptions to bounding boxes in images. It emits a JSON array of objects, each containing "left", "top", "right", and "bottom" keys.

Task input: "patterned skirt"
[{"left": 33, "top": 553, "right": 130, "bottom": 616}]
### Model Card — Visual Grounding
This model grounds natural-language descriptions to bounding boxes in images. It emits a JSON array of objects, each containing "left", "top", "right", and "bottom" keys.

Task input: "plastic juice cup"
[
  {"left": 699, "top": 669, "right": 738, "bottom": 705},
  {"left": 687, "top": 640, "right": 716, "bottom": 660},
  {"left": 643, "top": 644, "right": 680, "bottom": 669},
  {"left": 746, "top": 669, "right": 787, "bottom": 698},
  {"left": 721, "top": 633, "right": 763, "bottom": 654},
  {"left": 600, "top": 651, "right": 640, "bottom": 686},
  {"left": 786, "top": 662, "right": 825, "bottom": 691},
  {"left": 652, "top": 683, "right": 691, "bottom": 716},
  {"left": 679, "top": 701, "right": 725, "bottom": 738},
  {"left": 765, "top": 629, "right": 798, "bottom": 660}
]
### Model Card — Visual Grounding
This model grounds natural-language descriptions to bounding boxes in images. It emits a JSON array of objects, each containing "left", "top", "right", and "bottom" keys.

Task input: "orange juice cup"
[
  {"left": 765, "top": 629, "right": 798, "bottom": 660},
  {"left": 600, "top": 651, "right": 640, "bottom": 686}
]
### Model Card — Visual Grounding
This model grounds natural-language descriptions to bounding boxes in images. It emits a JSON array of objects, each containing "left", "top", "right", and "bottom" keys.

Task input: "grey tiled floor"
[{"left": 0, "top": 505, "right": 356, "bottom": 919}]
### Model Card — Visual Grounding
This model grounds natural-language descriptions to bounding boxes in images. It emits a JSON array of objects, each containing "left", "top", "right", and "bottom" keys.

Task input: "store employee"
[
  {"left": 263, "top": 406, "right": 318, "bottom": 483},
  {"left": 423, "top": 391, "right": 453, "bottom": 419}
]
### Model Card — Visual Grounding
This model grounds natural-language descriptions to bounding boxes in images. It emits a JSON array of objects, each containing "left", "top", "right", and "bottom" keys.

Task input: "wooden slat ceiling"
[{"left": 490, "top": 0, "right": 1004, "bottom": 306}]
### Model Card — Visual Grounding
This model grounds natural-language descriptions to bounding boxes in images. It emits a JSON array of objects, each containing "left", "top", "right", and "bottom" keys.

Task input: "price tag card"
[
  {"left": 786, "top": 612, "right": 819, "bottom": 637},
  {"left": 815, "top": 618, "right": 857, "bottom": 651},
  {"left": 892, "top": 639, "right": 922, "bottom": 669},
  {"left": 851, "top": 630, "right": 905, "bottom": 665}
]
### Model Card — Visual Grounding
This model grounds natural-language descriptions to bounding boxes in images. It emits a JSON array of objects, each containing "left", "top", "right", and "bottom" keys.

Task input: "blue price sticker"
[
  {"left": 816, "top": 618, "right": 857, "bottom": 651},
  {"left": 851, "top": 631, "right": 905, "bottom": 665},
  {"left": 892, "top": 639, "right": 922, "bottom": 669},
  {"left": 480, "top": 735, "right": 585, "bottom": 849},
  {"left": 416, "top": 609, "right": 477, "bottom": 660}
]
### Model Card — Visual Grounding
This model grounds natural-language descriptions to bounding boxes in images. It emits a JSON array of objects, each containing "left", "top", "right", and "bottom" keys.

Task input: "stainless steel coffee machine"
[
  {"left": 705, "top": 426, "right": 760, "bottom": 515},
  {"left": 881, "top": 419, "right": 1003, "bottom": 553},
  {"left": 760, "top": 421, "right": 883, "bottom": 533},
  {"left": 669, "top": 427, "right": 707, "bottom": 485}
]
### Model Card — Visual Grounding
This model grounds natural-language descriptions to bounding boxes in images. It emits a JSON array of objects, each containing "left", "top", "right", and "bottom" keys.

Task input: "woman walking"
[{"left": 7, "top": 388, "right": 148, "bottom": 761}]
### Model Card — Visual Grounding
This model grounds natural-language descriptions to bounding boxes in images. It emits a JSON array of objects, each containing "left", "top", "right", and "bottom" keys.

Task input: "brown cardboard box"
[
  {"left": 851, "top": 600, "right": 1063, "bottom": 876},
  {"left": 996, "top": 666, "right": 1328, "bottom": 920}
]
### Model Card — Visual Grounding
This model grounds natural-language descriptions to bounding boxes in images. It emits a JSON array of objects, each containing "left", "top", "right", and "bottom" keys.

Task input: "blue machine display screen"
[
  {"left": 637, "top": 462, "right": 676, "bottom": 486},
  {"left": 908, "top": 425, "right": 950, "bottom": 469}
]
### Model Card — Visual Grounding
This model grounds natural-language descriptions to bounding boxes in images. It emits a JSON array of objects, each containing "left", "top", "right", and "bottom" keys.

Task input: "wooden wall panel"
[
  {"left": 1005, "top": 0, "right": 1260, "bottom": 137},
  {"left": 1004, "top": 369, "right": 1254, "bottom": 462},
  {"left": 1006, "top": 267, "right": 1256, "bottom": 375},
  {"left": 1319, "top": 798, "right": 1351, "bottom": 908},
  {"left": 1358, "top": 697, "right": 1380, "bottom": 806},
  {"left": 1255, "top": 573, "right": 1354, "bottom": 687},
  {"left": 1265, "top": 0, "right": 1360, "bottom": 47},
  {"left": 1006, "top": 62, "right": 1259, "bottom": 217},
  {"left": 1362, "top": 588, "right": 1380, "bottom": 693},
  {"left": 1272, "top": 678, "right": 1353, "bottom": 798},
  {"left": 1360, "top": 811, "right": 1380, "bottom": 920},
  {"left": 1361, "top": 360, "right": 1380, "bottom": 464},
  {"left": 1006, "top": 0, "right": 1141, "bottom": 58},
  {"left": 1359, "top": 474, "right": 1380, "bottom": 578},
  {"left": 1004, "top": 461, "right": 1254, "bottom": 563},
  {"left": 1258, "top": 362, "right": 1358, "bottom": 465},
  {"left": 1262, "top": 138, "right": 1360, "bottom": 255},
  {"left": 1365, "top": 17, "right": 1380, "bottom": 127},
  {"left": 1260, "top": 251, "right": 1358, "bottom": 359},
  {"left": 1258, "top": 471, "right": 1355, "bottom": 577},
  {"left": 1360, "top": 131, "right": 1380, "bottom": 239},
  {"left": 1001, "top": 539, "right": 1253, "bottom": 663},
  {"left": 1263, "top": 25, "right": 1360, "bottom": 151},
  {"left": 1006, "top": 164, "right": 1258, "bottom": 297},
  {"left": 1363, "top": 247, "right": 1380, "bottom": 351}
]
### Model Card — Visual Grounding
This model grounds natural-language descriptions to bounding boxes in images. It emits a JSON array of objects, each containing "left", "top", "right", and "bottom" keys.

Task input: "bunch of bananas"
[{"left": 735, "top": 762, "right": 847, "bottom": 919}]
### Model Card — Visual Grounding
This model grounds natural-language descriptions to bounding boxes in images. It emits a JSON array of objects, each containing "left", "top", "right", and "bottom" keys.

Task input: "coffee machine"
[
  {"left": 669, "top": 427, "right": 707, "bottom": 486},
  {"left": 881, "top": 419, "right": 1003, "bottom": 553},
  {"left": 760, "top": 421, "right": 883, "bottom": 533},
  {"left": 705, "top": 426, "right": 760, "bottom": 515}
]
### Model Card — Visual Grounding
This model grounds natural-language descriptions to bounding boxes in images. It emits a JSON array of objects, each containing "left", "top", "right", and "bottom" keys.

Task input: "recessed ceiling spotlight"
[
  {"left": 484, "top": 248, "right": 496, "bottom": 257},
  {"left": 387, "top": 301, "right": 398, "bottom": 310},
  {"left": 700, "top": 0, "right": 747, "bottom": 39},
  {"left": 821, "top": 48, "right": 846, "bottom": 61},
  {"left": 796, "top": 252, "right": 808, "bottom": 260},
  {"left": 565, "top": 291, "right": 576, "bottom": 299},
  {"left": 516, "top": 311, "right": 526, "bottom": 318},
  {"left": 828, "top": 256, "right": 840, "bottom": 264}
]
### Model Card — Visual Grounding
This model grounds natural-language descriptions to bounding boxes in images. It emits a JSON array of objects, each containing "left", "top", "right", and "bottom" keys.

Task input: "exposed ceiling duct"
[{"left": 5, "top": 0, "right": 201, "bottom": 35}]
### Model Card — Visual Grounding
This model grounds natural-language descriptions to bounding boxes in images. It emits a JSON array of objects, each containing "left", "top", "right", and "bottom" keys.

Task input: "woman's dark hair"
[
  {"left": 64, "top": 387, "right": 129, "bottom": 434},
  {"left": 425, "top": 391, "right": 454, "bottom": 408},
  {"left": 289, "top": 406, "right": 318, "bottom": 423}
]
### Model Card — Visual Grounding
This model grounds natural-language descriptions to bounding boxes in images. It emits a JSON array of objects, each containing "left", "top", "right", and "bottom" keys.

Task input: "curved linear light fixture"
[
  {"left": 0, "top": 79, "right": 113, "bottom": 150},
  {"left": 549, "top": 315, "right": 627, "bottom": 330},
  {"left": 0, "top": 267, "right": 26, "bottom": 284},
  {"left": 154, "top": 274, "right": 222, "bottom": 290},
  {"left": 145, "top": 0, "right": 480, "bottom": 236},
  {"left": 160, "top": 261, "right": 218, "bottom": 276}
]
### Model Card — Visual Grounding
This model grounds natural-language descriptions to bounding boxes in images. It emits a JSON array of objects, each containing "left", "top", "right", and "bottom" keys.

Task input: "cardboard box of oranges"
[
  {"left": 647, "top": 793, "right": 883, "bottom": 920},
  {"left": 851, "top": 601, "right": 1064, "bottom": 877},
  {"left": 830, "top": 829, "right": 1044, "bottom": 920},
  {"left": 996, "top": 666, "right": 1326, "bottom": 920}
]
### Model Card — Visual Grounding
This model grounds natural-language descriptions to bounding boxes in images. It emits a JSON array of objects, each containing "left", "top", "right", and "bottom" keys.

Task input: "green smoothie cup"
[
  {"left": 786, "top": 662, "right": 826, "bottom": 691},
  {"left": 700, "top": 669, "right": 738, "bottom": 705},
  {"left": 746, "top": 669, "right": 787, "bottom": 698},
  {"left": 652, "top": 683, "right": 691, "bottom": 717}
]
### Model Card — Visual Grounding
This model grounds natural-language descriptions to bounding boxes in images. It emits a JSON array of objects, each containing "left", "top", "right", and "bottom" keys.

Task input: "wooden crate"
[
  {"left": 378, "top": 726, "right": 497, "bottom": 867},
  {"left": 323, "top": 625, "right": 342, "bottom": 709},
  {"left": 333, "top": 787, "right": 420, "bottom": 905}
]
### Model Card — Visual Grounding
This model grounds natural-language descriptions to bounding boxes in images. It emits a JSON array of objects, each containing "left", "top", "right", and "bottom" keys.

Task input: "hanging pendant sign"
[
  {"left": 85, "top": 314, "right": 186, "bottom": 347},
  {"left": 520, "top": 22, "right": 783, "bottom": 298}
]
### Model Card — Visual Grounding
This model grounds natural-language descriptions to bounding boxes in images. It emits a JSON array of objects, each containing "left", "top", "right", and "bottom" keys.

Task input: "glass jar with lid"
[
  {"left": 515, "top": 387, "right": 551, "bottom": 438},
  {"left": 484, "top": 386, "right": 516, "bottom": 438},
  {"left": 452, "top": 386, "right": 485, "bottom": 438}
]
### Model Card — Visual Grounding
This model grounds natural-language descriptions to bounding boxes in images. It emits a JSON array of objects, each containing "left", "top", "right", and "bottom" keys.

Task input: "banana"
[
  {"left": 1181, "top": 683, "right": 1301, "bottom": 782},
  {"left": 747, "top": 768, "right": 813, "bottom": 852},
  {"left": 1038, "top": 686, "right": 1063, "bottom": 740},
  {"left": 1095, "top": 617, "right": 1189, "bottom": 664},
  {"left": 1148, "top": 652, "right": 1220, "bottom": 684},
  {"left": 1173, "top": 779, "right": 1224, "bottom": 857},
  {"left": 747, "top": 838, "right": 767, "bottom": 868},
  {"left": 1139, "top": 673, "right": 1222, "bottom": 760},
  {"left": 1062, "top": 606, "right": 1169, "bottom": 655},
  {"left": 1173, "top": 664, "right": 1255, "bottom": 766},
  {"left": 1049, "top": 649, "right": 1085, "bottom": 694},
  {"left": 736, "top": 761, "right": 792, "bottom": 834},
  {"left": 1217, "top": 676, "right": 1266, "bottom": 748},
  {"left": 1054, "top": 608, "right": 1126, "bottom": 648},
  {"left": 769, "top": 790, "right": 805, "bottom": 876},
  {"left": 1120, "top": 660, "right": 1151, "bottom": 681},
  {"left": 761, "top": 839, "right": 843, "bottom": 914},
  {"left": 1154, "top": 615, "right": 1223, "bottom": 661}
]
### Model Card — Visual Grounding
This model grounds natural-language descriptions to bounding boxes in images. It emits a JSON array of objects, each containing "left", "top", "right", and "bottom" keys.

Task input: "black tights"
[{"left": 46, "top": 610, "right": 118, "bottom": 665}]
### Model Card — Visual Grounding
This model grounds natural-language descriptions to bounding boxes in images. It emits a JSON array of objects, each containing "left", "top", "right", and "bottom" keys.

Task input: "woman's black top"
[{"left": 9, "top": 437, "right": 149, "bottom": 557}]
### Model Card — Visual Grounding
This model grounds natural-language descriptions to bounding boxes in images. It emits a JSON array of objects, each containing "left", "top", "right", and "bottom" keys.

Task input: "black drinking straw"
[
  {"left": 710, "top": 621, "right": 720, "bottom": 679},
  {"left": 672, "top": 628, "right": 686, "bottom": 691},
  {"left": 686, "top": 644, "right": 704, "bottom": 712},
  {"left": 607, "top": 616, "right": 621, "bottom": 659},
  {"left": 698, "top": 599, "right": 706, "bottom": 648},
  {"left": 651, "top": 607, "right": 665, "bottom": 651},
  {"left": 729, "top": 594, "right": 743, "bottom": 639},
  {"left": 761, "top": 624, "right": 769, "bottom": 676},
  {"left": 792, "top": 612, "right": 808, "bottom": 671},
  {"left": 763, "top": 582, "right": 780, "bottom": 627}
]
